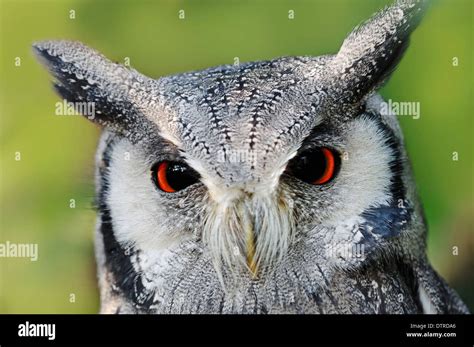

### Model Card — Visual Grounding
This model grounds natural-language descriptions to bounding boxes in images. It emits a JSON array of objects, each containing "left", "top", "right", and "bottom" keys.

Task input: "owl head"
[{"left": 34, "top": 0, "right": 429, "bottom": 311}]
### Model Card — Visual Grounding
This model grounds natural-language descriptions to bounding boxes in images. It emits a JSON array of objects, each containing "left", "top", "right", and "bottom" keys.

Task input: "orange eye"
[
  {"left": 156, "top": 162, "right": 175, "bottom": 193},
  {"left": 313, "top": 148, "right": 336, "bottom": 184},
  {"left": 286, "top": 147, "right": 340, "bottom": 185},
  {"left": 152, "top": 161, "right": 200, "bottom": 193}
]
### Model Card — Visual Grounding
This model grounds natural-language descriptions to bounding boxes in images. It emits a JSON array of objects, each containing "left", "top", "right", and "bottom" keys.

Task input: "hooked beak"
[
  {"left": 245, "top": 221, "right": 258, "bottom": 279},
  {"left": 203, "top": 182, "right": 294, "bottom": 282}
]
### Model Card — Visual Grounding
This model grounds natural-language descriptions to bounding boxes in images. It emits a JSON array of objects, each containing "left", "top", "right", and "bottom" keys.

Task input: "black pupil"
[
  {"left": 287, "top": 148, "right": 336, "bottom": 183},
  {"left": 165, "top": 162, "right": 199, "bottom": 191}
]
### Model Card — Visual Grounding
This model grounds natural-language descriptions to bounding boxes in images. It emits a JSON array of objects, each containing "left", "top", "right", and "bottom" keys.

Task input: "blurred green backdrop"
[{"left": 0, "top": 0, "right": 472, "bottom": 313}]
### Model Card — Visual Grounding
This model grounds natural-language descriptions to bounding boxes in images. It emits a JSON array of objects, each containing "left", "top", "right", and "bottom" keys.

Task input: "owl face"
[
  {"left": 34, "top": 0, "right": 428, "bottom": 312},
  {"left": 101, "top": 60, "right": 407, "bottom": 282}
]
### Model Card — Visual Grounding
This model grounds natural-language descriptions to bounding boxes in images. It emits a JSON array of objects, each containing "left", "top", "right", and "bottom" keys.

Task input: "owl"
[{"left": 34, "top": 0, "right": 468, "bottom": 314}]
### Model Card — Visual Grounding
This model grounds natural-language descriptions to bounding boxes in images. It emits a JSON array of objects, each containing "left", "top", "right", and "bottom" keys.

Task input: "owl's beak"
[
  {"left": 204, "top": 184, "right": 293, "bottom": 280},
  {"left": 246, "top": 225, "right": 258, "bottom": 279},
  {"left": 241, "top": 203, "right": 259, "bottom": 278},
  {"left": 232, "top": 196, "right": 258, "bottom": 279}
]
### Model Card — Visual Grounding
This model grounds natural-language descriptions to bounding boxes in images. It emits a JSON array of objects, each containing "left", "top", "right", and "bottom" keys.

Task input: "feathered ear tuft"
[
  {"left": 330, "top": 0, "right": 428, "bottom": 104},
  {"left": 33, "top": 40, "right": 156, "bottom": 141}
]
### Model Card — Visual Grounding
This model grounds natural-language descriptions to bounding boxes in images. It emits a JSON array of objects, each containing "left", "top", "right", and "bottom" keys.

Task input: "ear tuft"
[
  {"left": 330, "top": 0, "right": 428, "bottom": 103},
  {"left": 33, "top": 40, "right": 156, "bottom": 141}
]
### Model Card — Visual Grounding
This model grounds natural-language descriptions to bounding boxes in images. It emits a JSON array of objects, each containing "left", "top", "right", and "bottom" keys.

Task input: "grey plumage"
[{"left": 34, "top": 0, "right": 468, "bottom": 314}]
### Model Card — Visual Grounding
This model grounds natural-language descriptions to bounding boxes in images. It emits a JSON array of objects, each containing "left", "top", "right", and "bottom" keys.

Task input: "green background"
[{"left": 0, "top": 0, "right": 472, "bottom": 313}]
